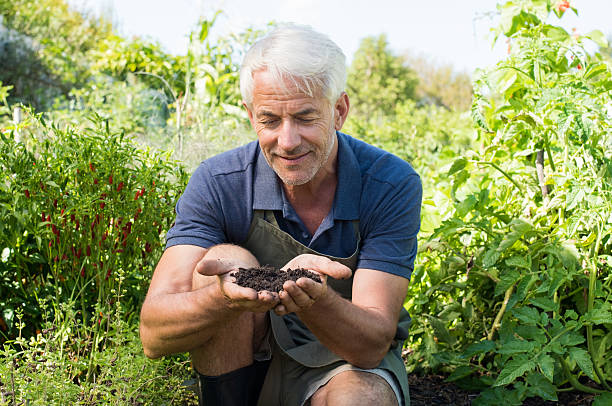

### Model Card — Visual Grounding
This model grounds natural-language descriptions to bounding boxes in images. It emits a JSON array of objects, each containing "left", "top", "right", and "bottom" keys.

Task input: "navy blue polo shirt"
[{"left": 166, "top": 131, "right": 422, "bottom": 279}]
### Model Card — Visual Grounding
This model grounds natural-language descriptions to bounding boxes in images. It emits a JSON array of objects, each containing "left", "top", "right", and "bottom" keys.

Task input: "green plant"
[
  {"left": 406, "top": 0, "right": 612, "bottom": 403},
  {"left": 0, "top": 109, "right": 188, "bottom": 340},
  {"left": 0, "top": 285, "right": 197, "bottom": 404}
]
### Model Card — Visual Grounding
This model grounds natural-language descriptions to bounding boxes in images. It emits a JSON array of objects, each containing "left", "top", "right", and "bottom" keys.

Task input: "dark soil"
[
  {"left": 407, "top": 374, "right": 598, "bottom": 405},
  {"left": 232, "top": 265, "right": 322, "bottom": 293}
]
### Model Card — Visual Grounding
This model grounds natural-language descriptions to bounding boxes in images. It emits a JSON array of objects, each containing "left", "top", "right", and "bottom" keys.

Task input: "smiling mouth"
[{"left": 276, "top": 152, "right": 310, "bottom": 163}]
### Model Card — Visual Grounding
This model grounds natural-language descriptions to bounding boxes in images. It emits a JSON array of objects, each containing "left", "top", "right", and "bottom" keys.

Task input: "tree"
[
  {"left": 404, "top": 52, "right": 473, "bottom": 111},
  {"left": 346, "top": 35, "right": 418, "bottom": 118},
  {"left": 0, "top": 0, "right": 113, "bottom": 109}
]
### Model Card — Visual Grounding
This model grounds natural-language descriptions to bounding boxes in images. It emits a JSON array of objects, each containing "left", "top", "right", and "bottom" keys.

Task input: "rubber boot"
[{"left": 198, "top": 360, "right": 271, "bottom": 406}]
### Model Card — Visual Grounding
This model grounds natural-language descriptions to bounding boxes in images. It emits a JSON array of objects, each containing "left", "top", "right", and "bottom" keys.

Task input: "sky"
[{"left": 68, "top": 0, "right": 612, "bottom": 74}]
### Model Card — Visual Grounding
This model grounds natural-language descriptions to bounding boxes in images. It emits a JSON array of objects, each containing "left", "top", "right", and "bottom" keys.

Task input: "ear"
[
  {"left": 333, "top": 92, "right": 350, "bottom": 131},
  {"left": 243, "top": 101, "right": 255, "bottom": 128}
]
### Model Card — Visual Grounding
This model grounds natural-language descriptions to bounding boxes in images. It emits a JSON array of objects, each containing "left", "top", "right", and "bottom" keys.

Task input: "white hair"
[{"left": 240, "top": 24, "right": 347, "bottom": 108}]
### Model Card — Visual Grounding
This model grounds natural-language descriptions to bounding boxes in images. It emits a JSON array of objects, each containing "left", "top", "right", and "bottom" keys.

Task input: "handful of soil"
[{"left": 232, "top": 265, "right": 322, "bottom": 293}]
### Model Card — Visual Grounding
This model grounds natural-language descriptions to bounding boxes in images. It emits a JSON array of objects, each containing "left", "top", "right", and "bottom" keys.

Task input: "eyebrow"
[{"left": 256, "top": 108, "right": 318, "bottom": 119}]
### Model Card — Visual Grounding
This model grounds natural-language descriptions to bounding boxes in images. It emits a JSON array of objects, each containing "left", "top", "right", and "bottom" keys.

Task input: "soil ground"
[{"left": 407, "top": 374, "right": 597, "bottom": 405}]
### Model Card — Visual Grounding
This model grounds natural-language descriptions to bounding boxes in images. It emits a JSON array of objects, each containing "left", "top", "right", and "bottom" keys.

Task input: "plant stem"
[
  {"left": 488, "top": 284, "right": 514, "bottom": 340},
  {"left": 586, "top": 225, "right": 612, "bottom": 391},
  {"left": 536, "top": 150, "right": 549, "bottom": 200},
  {"left": 558, "top": 355, "right": 604, "bottom": 394},
  {"left": 477, "top": 161, "right": 524, "bottom": 192}
]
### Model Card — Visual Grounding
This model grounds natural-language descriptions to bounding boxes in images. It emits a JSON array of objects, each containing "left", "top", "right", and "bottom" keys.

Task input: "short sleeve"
[
  {"left": 165, "top": 162, "right": 227, "bottom": 249},
  {"left": 357, "top": 173, "right": 422, "bottom": 279}
]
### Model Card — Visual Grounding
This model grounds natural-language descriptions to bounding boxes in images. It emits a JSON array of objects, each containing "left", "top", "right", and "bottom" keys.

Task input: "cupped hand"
[
  {"left": 274, "top": 254, "right": 352, "bottom": 316},
  {"left": 195, "top": 258, "right": 279, "bottom": 313}
]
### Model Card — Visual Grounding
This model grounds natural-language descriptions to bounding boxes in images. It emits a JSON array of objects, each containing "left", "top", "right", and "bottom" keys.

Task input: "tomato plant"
[{"left": 406, "top": 1, "right": 612, "bottom": 403}]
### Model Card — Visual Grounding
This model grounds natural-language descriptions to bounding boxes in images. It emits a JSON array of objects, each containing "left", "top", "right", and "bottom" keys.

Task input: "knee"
[{"left": 310, "top": 371, "right": 398, "bottom": 406}]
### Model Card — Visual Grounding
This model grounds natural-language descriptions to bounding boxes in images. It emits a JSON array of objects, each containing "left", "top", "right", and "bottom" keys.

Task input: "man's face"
[{"left": 245, "top": 70, "right": 343, "bottom": 187}]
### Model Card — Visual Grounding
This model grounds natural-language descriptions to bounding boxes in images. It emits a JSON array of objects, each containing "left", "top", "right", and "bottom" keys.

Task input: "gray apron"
[{"left": 242, "top": 210, "right": 410, "bottom": 405}]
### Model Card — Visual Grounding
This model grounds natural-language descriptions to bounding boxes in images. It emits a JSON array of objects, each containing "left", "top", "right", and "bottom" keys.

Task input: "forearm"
[
  {"left": 140, "top": 243, "right": 261, "bottom": 358},
  {"left": 297, "top": 290, "right": 397, "bottom": 368},
  {"left": 140, "top": 282, "right": 240, "bottom": 358}
]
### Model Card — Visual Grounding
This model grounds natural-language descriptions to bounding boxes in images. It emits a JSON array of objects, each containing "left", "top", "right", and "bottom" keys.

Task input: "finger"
[
  {"left": 296, "top": 277, "right": 324, "bottom": 298},
  {"left": 196, "top": 258, "right": 235, "bottom": 276},
  {"left": 273, "top": 304, "right": 288, "bottom": 316},
  {"left": 282, "top": 281, "right": 316, "bottom": 309},
  {"left": 278, "top": 289, "right": 301, "bottom": 314},
  {"left": 293, "top": 255, "right": 352, "bottom": 280}
]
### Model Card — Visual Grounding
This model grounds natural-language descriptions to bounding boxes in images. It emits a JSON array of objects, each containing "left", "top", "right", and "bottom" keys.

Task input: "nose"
[{"left": 276, "top": 119, "right": 301, "bottom": 152}]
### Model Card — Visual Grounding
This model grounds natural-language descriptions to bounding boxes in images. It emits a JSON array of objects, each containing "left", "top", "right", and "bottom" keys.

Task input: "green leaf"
[
  {"left": 529, "top": 296, "right": 557, "bottom": 312},
  {"left": 585, "top": 30, "right": 609, "bottom": 48},
  {"left": 496, "top": 339, "right": 537, "bottom": 355},
  {"left": 526, "top": 372, "right": 558, "bottom": 401},
  {"left": 473, "top": 386, "right": 522, "bottom": 406},
  {"left": 594, "top": 393, "right": 612, "bottom": 406},
  {"left": 581, "top": 307, "right": 612, "bottom": 325},
  {"left": 456, "top": 195, "right": 477, "bottom": 218},
  {"left": 462, "top": 340, "right": 496, "bottom": 358},
  {"left": 509, "top": 219, "right": 533, "bottom": 234},
  {"left": 494, "top": 358, "right": 536, "bottom": 386},
  {"left": 538, "top": 354, "right": 555, "bottom": 382},
  {"left": 428, "top": 315, "right": 455, "bottom": 345},
  {"left": 568, "top": 347, "right": 596, "bottom": 381},
  {"left": 497, "top": 231, "right": 522, "bottom": 252},
  {"left": 505, "top": 255, "right": 531, "bottom": 270},
  {"left": 448, "top": 157, "right": 467, "bottom": 176},
  {"left": 512, "top": 307, "right": 540, "bottom": 326},
  {"left": 584, "top": 63, "right": 609, "bottom": 81},
  {"left": 446, "top": 365, "right": 474, "bottom": 382},
  {"left": 482, "top": 249, "right": 500, "bottom": 268},
  {"left": 559, "top": 331, "right": 585, "bottom": 347},
  {"left": 495, "top": 269, "right": 520, "bottom": 296},
  {"left": 542, "top": 25, "right": 569, "bottom": 42}
]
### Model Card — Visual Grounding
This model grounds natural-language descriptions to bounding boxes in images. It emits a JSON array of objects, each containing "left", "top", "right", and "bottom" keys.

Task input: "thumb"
[
  {"left": 324, "top": 261, "right": 352, "bottom": 280},
  {"left": 306, "top": 257, "right": 352, "bottom": 280},
  {"left": 195, "top": 258, "right": 235, "bottom": 276}
]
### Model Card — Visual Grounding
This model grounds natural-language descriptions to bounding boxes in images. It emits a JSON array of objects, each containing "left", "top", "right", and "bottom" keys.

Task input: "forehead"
[{"left": 251, "top": 70, "right": 326, "bottom": 110}]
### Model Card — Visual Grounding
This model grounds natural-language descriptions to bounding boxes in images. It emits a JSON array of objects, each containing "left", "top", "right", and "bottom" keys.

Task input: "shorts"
[
  {"left": 197, "top": 329, "right": 406, "bottom": 406},
  {"left": 257, "top": 334, "right": 404, "bottom": 406}
]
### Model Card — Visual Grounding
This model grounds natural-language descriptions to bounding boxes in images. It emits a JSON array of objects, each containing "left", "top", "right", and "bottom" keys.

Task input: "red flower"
[
  {"left": 94, "top": 178, "right": 99, "bottom": 185},
  {"left": 557, "top": 0, "right": 570, "bottom": 12},
  {"left": 108, "top": 174, "right": 113, "bottom": 184},
  {"left": 117, "top": 181, "right": 124, "bottom": 192},
  {"left": 86, "top": 245, "right": 91, "bottom": 257},
  {"left": 89, "top": 163, "right": 95, "bottom": 172},
  {"left": 100, "top": 202, "right": 105, "bottom": 209},
  {"left": 24, "top": 189, "right": 30, "bottom": 198}
]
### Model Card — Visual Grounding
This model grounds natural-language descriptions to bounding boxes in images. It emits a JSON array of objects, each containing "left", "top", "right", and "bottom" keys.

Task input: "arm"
[
  {"left": 277, "top": 263, "right": 408, "bottom": 369},
  {"left": 139, "top": 244, "right": 278, "bottom": 359}
]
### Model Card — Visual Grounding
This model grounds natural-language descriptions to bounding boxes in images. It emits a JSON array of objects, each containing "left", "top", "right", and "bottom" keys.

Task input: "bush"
[{"left": 0, "top": 111, "right": 188, "bottom": 340}]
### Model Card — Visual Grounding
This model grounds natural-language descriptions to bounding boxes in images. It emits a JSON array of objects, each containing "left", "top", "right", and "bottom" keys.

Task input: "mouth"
[{"left": 275, "top": 151, "right": 310, "bottom": 165}]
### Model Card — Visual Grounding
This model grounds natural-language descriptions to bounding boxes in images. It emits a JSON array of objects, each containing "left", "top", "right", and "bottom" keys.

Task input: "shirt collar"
[{"left": 252, "top": 131, "right": 361, "bottom": 220}]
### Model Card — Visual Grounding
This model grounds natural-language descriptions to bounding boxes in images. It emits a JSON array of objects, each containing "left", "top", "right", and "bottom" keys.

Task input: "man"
[{"left": 140, "top": 24, "right": 421, "bottom": 406}]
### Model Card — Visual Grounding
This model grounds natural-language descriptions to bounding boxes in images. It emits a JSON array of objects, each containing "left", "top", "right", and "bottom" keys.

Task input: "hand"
[
  {"left": 195, "top": 258, "right": 280, "bottom": 313},
  {"left": 274, "top": 254, "right": 352, "bottom": 316}
]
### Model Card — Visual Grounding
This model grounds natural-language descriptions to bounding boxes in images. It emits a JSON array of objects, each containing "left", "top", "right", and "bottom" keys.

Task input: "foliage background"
[{"left": 0, "top": 0, "right": 611, "bottom": 404}]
